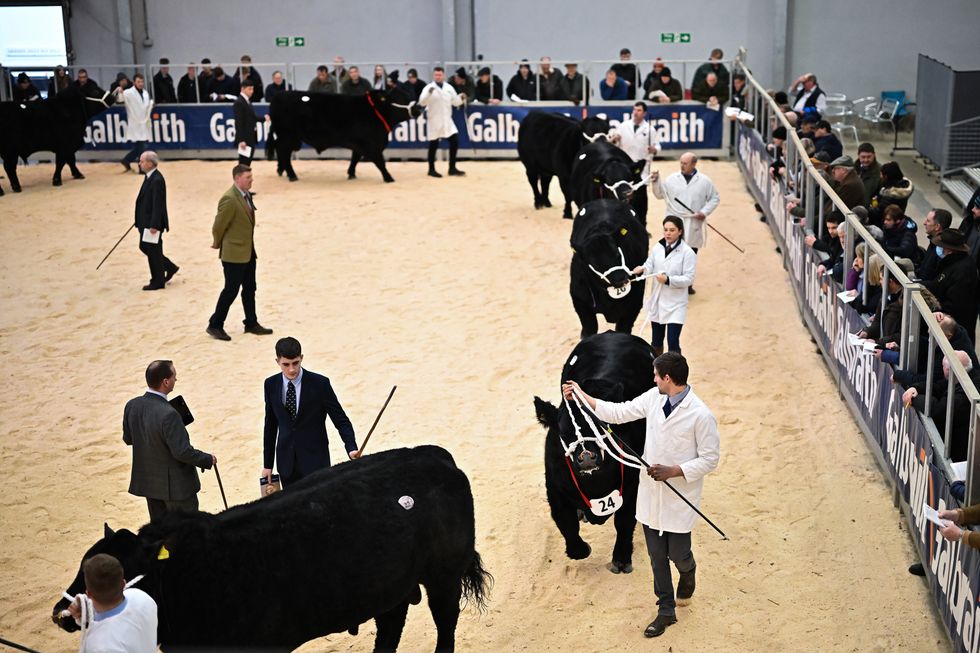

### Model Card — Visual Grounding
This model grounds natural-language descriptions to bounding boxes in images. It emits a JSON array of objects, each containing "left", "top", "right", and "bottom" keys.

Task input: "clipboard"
[{"left": 169, "top": 395, "right": 195, "bottom": 426}]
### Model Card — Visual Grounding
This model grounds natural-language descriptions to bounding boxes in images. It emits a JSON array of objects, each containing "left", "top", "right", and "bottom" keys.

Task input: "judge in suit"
[
  {"left": 262, "top": 337, "right": 359, "bottom": 487},
  {"left": 123, "top": 360, "right": 216, "bottom": 520},
  {"left": 233, "top": 79, "right": 259, "bottom": 165},
  {"left": 207, "top": 165, "right": 273, "bottom": 341},
  {"left": 135, "top": 151, "right": 178, "bottom": 290}
]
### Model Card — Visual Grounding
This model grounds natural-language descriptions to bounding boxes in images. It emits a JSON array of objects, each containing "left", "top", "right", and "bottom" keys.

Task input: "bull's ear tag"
[
  {"left": 157, "top": 544, "right": 170, "bottom": 560},
  {"left": 630, "top": 209, "right": 636, "bottom": 216},
  {"left": 578, "top": 153, "right": 586, "bottom": 160},
  {"left": 620, "top": 228, "right": 628, "bottom": 236},
  {"left": 592, "top": 177, "right": 600, "bottom": 183},
  {"left": 569, "top": 355, "right": 578, "bottom": 366},
  {"left": 301, "top": 95, "right": 310, "bottom": 103},
  {"left": 398, "top": 496, "right": 415, "bottom": 510},
  {"left": 579, "top": 208, "right": 586, "bottom": 216}
]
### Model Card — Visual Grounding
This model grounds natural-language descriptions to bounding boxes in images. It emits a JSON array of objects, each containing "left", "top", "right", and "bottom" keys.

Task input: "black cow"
[
  {"left": 266, "top": 87, "right": 422, "bottom": 183},
  {"left": 569, "top": 140, "right": 646, "bottom": 216},
  {"left": 533, "top": 331, "right": 654, "bottom": 573},
  {"left": 570, "top": 198, "right": 649, "bottom": 339},
  {"left": 517, "top": 111, "right": 610, "bottom": 219},
  {"left": 52, "top": 445, "right": 490, "bottom": 653},
  {"left": 0, "top": 83, "right": 116, "bottom": 195}
]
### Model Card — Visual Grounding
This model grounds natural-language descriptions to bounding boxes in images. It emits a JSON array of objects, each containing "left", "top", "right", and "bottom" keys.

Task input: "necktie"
[
  {"left": 285, "top": 381, "right": 297, "bottom": 420},
  {"left": 663, "top": 399, "right": 673, "bottom": 420},
  {"left": 244, "top": 193, "right": 255, "bottom": 217}
]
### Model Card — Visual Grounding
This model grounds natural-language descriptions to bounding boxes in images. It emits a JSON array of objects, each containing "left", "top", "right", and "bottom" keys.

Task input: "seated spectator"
[
  {"left": 642, "top": 58, "right": 666, "bottom": 96},
  {"left": 47, "top": 65, "right": 71, "bottom": 97},
  {"left": 73, "top": 69, "right": 99, "bottom": 94},
  {"left": 538, "top": 57, "right": 562, "bottom": 100},
  {"left": 450, "top": 66, "right": 475, "bottom": 99},
  {"left": 851, "top": 252, "right": 884, "bottom": 316},
  {"left": 264, "top": 70, "right": 291, "bottom": 102},
  {"left": 153, "top": 58, "right": 177, "bottom": 104},
  {"left": 475, "top": 67, "right": 503, "bottom": 104},
  {"left": 13, "top": 72, "right": 40, "bottom": 102},
  {"left": 730, "top": 74, "right": 747, "bottom": 111},
  {"left": 851, "top": 205, "right": 885, "bottom": 243},
  {"left": 110, "top": 72, "right": 131, "bottom": 94},
  {"left": 924, "top": 229, "right": 979, "bottom": 344},
  {"left": 767, "top": 126, "right": 787, "bottom": 179},
  {"left": 209, "top": 66, "right": 240, "bottom": 101},
  {"left": 880, "top": 204, "right": 919, "bottom": 261},
  {"left": 645, "top": 67, "right": 682, "bottom": 104},
  {"left": 692, "top": 48, "right": 730, "bottom": 91},
  {"left": 828, "top": 155, "right": 866, "bottom": 210},
  {"left": 370, "top": 65, "right": 387, "bottom": 91},
  {"left": 178, "top": 64, "right": 200, "bottom": 103},
  {"left": 308, "top": 65, "right": 337, "bottom": 94},
  {"left": 857, "top": 256, "right": 915, "bottom": 345},
  {"left": 788, "top": 72, "right": 827, "bottom": 117},
  {"left": 599, "top": 69, "right": 629, "bottom": 101},
  {"left": 691, "top": 71, "right": 728, "bottom": 107},
  {"left": 786, "top": 151, "right": 833, "bottom": 221},
  {"left": 610, "top": 47, "right": 637, "bottom": 97},
  {"left": 808, "top": 210, "right": 844, "bottom": 265},
  {"left": 197, "top": 59, "right": 214, "bottom": 98},
  {"left": 559, "top": 63, "right": 587, "bottom": 105},
  {"left": 812, "top": 120, "right": 843, "bottom": 160},
  {"left": 894, "top": 313, "right": 979, "bottom": 390},
  {"left": 855, "top": 142, "right": 882, "bottom": 206},
  {"left": 904, "top": 351, "right": 979, "bottom": 462},
  {"left": 772, "top": 90, "right": 789, "bottom": 106},
  {"left": 385, "top": 70, "right": 407, "bottom": 94},
  {"left": 796, "top": 112, "right": 819, "bottom": 140},
  {"left": 869, "top": 161, "right": 914, "bottom": 221},
  {"left": 506, "top": 60, "right": 536, "bottom": 101},
  {"left": 916, "top": 209, "right": 953, "bottom": 282},
  {"left": 235, "top": 55, "right": 263, "bottom": 102},
  {"left": 341, "top": 66, "right": 371, "bottom": 95},
  {"left": 332, "top": 56, "right": 349, "bottom": 84},
  {"left": 845, "top": 242, "right": 867, "bottom": 294},
  {"left": 406, "top": 68, "right": 426, "bottom": 99}
]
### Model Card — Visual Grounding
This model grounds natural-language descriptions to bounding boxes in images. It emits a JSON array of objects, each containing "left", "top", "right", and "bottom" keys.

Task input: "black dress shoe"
[
  {"left": 676, "top": 566, "right": 696, "bottom": 605},
  {"left": 908, "top": 562, "right": 926, "bottom": 576},
  {"left": 643, "top": 615, "right": 677, "bottom": 638},
  {"left": 121, "top": 162, "right": 132, "bottom": 172},
  {"left": 688, "top": 286, "right": 696, "bottom": 295},
  {"left": 244, "top": 323, "right": 273, "bottom": 335},
  {"left": 164, "top": 265, "right": 180, "bottom": 283},
  {"left": 428, "top": 169, "right": 442, "bottom": 178},
  {"left": 206, "top": 327, "right": 232, "bottom": 341},
  {"left": 448, "top": 167, "right": 466, "bottom": 176},
  {"left": 142, "top": 283, "right": 164, "bottom": 291}
]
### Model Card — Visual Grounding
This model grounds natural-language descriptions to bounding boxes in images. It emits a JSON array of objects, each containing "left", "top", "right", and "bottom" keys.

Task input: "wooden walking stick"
[
  {"left": 355, "top": 385, "right": 397, "bottom": 458},
  {"left": 96, "top": 223, "right": 135, "bottom": 270}
]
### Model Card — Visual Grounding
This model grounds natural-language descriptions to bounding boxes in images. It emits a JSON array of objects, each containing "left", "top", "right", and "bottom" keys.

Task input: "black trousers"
[
  {"left": 138, "top": 230, "right": 177, "bottom": 286},
  {"left": 651, "top": 322, "right": 684, "bottom": 352},
  {"left": 122, "top": 140, "right": 149, "bottom": 165},
  {"left": 630, "top": 185, "right": 648, "bottom": 226},
  {"left": 208, "top": 254, "right": 258, "bottom": 329},
  {"left": 643, "top": 526, "right": 695, "bottom": 618},
  {"left": 146, "top": 494, "right": 199, "bottom": 521},
  {"left": 428, "top": 134, "right": 460, "bottom": 169}
]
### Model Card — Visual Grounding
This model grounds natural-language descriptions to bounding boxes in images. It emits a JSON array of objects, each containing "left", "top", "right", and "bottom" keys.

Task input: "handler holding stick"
[{"left": 562, "top": 352, "right": 720, "bottom": 639}]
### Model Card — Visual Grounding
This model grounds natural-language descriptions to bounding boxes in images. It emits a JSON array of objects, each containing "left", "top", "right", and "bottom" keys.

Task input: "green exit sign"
[
  {"left": 293, "top": 36, "right": 305, "bottom": 47},
  {"left": 660, "top": 32, "right": 691, "bottom": 43},
  {"left": 275, "top": 36, "right": 305, "bottom": 47}
]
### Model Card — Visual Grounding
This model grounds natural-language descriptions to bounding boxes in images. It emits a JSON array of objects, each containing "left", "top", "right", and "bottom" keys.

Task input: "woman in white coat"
[
  {"left": 632, "top": 216, "right": 697, "bottom": 355},
  {"left": 418, "top": 67, "right": 466, "bottom": 178},
  {"left": 120, "top": 73, "right": 154, "bottom": 172}
]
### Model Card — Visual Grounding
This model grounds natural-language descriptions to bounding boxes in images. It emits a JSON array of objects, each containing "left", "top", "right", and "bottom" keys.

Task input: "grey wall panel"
[{"left": 913, "top": 55, "right": 955, "bottom": 165}]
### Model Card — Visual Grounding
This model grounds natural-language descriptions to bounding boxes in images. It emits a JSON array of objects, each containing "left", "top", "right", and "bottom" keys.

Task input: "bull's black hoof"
[
  {"left": 534, "top": 200, "right": 545, "bottom": 209},
  {"left": 347, "top": 173, "right": 356, "bottom": 180},
  {"left": 52, "top": 178, "right": 62, "bottom": 187},
  {"left": 348, "top": 625, "right": 359, "bottom": 636},
  {"left": 382, "top": 176, "right": 395, "bottom": 183},
  {"left": 607, "top": 560, "right": 634, "bottom": 574},
  {"left": 566, "top": 540, "right": 591, "bottom": 560},
  {"left": 12, "top": 186, "right": 21, "bottom": 193}
]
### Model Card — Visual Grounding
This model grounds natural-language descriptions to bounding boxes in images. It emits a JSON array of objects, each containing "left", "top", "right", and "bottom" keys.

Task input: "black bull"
[
  {"left": 265, "top": 87, "right": 422, "bottom": 183},
  {"left": 516, "top": 111, "right": 610, "bottom": 219},
  {"left": 0, "top": 84, "right": 116, "bottom": 196},
  {"left": 570, "top": 199, "right": 649, "bottom": 339},
  {"left": 52, "top": 446, "right": 491, "bottom": 653},
  {"left": 533, "top": 331, "right": 654, "bottom": 573},
  {"left": 569, "top": 139, "right": 646, "bottom": 215}
]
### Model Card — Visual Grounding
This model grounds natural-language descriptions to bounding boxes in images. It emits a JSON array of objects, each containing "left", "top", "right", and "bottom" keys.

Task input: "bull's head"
[
  {"left": 77, "top": 82, "right": 117, "bottom": 119},
  {"left": 52, "top": 523, "right": 150, "bottom": 632},
  {"left": 595, "top": 158, "right": 647, "bottom": 201},
  {"left": 377, "top": 87, "right": 423, "bottom": 121},
  {"left": 573, "top": 221, "right": 639, "bottom": 296},
  {"left": 581, "top": 116, "right": 611, "bottom": 139}
]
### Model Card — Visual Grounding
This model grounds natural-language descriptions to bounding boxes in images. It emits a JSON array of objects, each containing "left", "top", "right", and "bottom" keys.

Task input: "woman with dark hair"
[
  {"left": 632, "top": 216, "right": 698, "bottom": 354},
  {"left": 869, "top": 161, "right": 914, "bottom": 223},
  {"left": 47, "top": 65, "right": 71, "bottom": 97}
]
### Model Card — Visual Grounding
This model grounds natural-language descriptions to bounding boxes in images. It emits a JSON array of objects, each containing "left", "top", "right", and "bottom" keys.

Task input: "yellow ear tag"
[
  {"left": 620, "top": 228, "right": 628, "bottom": 236},
  {"left": 157, "top": 544, "right": 170, "bottom": 560},
  {"left": 571, "top": 247, "right": 577, "bottom": 253}
]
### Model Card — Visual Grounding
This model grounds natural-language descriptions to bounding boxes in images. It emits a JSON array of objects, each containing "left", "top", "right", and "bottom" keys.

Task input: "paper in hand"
[
  {"left": 846, "top": 332, "right": 864, "bottom": 348},
  {"left": 237, "top": 143, "right": 253, "bottom": 158},
  {"left": 923, "top": 504, "right": 948, "bottom": 529},
  {"left": 141, "top": 229, "right": 160, "bottom": 244},
  {"left": 837, "top": 291, "right": 857, "bottom": 304}
]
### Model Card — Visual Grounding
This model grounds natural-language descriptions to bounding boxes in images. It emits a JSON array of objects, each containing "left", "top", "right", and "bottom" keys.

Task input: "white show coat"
[
  {"left": 595, "top": 387, "right": 719, "bottom": 533},
  {"left": 613, "top": 119, "right": 662, "bottom": 178},
  {"left": 122, "top": 86, "right": 154, "bottom": 142},
  {"left": 641, "top": 238, "right": 697, "bottom": 324},
  {"left": 419, "top": 82, "right": 463, "bottom": 140},
  {"left": 651, "top": 171, "right": 720, "bottom": 249}
]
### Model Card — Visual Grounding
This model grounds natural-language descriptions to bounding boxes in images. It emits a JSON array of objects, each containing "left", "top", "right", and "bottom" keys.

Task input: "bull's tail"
[
  {"left": 460, "top": 550, "right": 492, "bottom": 613},
  {"left": 265, "top": 120, "right": 277, "bottom": 161}
]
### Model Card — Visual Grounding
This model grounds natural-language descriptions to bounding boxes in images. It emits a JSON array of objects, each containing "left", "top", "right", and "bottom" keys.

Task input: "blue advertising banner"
[{"left": 82, "top": 102, "right": 724, "bottom": 151}]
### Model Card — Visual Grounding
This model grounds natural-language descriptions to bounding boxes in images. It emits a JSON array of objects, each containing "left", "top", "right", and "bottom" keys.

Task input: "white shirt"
[
  {"left": 651, "top": 170, "right": 720, "bottom": 249},
  {"left": 790, "top": 84, "right": 827, "bottom": 114},
  {"left": 143, "top": 167, "right": 156, "bottom": 179},
  {"left": 145, "top": 388, "right": 167, "bottom": 400},
  {"left": 80, "top": 588, "right": 157, "bottom": 653},
  {"left": 595, "top": 387, "right": 719, "bottom": 532},
  {"left": 613, "top": 119, "right": 662, "bottom": 178},
  {"left": 282, "top": 368, "right": 303, "bottom": 414}
]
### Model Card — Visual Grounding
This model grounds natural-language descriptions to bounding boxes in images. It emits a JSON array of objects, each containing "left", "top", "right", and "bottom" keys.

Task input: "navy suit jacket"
[{"left": 263, "top": 370, "right": 357, "bottom": 478}]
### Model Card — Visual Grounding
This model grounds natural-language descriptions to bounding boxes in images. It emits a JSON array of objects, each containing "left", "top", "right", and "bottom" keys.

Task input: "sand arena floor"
[{"left": 0, "top": 158, "right": 949, "bottom": 651}]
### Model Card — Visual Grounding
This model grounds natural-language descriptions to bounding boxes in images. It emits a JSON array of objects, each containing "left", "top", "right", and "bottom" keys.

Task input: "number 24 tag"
[{"left": 590, "top": 490, "right": 624, "bottom": 517}]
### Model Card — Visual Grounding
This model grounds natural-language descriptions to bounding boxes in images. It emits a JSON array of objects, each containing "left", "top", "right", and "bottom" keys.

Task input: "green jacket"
[
  {"left": 855, "top": 160, "right": 882, "bottom": 205},
  {"left": 212, "top": 185, "right": 255, "bottom": 263}
]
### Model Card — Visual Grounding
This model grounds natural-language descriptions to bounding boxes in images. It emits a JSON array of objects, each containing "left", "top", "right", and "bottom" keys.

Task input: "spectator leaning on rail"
[
  {"left": 812, "top": 121, "right": 843, "bottom": 161},
  {"left": 645, "top": 67, "right": 683, "bottom": 104},
  {"left": 177, "top": 63, "right": 199, "bottom": 103},
  {"left": 47, "top": 65, "right": 71, "bottom": 97},
  {"left": 475, "top": 67, "right": 503, "bottom": 105},
  {"left": 265, "top": 70, "right": 291, "bottom": 102},
  {"left": 691, "top": 72, "right": 728, "bottom": 109},
  {"left": 642, "top": 58, "right": 666, "bottom": 98},
  {"left": 538, "top": 56, "right": 563, "bottom": 100},
  {"left": 916, "top": 209, "right": 953, "bottom": 282},
  {"left": 110, "top": 72, "right": 130, "bottom": 94},
  {"left": 854, "top": 142, "right": 882, "bottom": 206},
  {"left": 599, "top": 69, "right": 629, "bottom": 101},
  {"left": 924, "top": 229, "right": 979, "bottom": 344},
  {"left": 197, "top": 58, "right": 214, "bottom": 98},
  {"left": 809, "top": 210, "right": 843, "bottom": 277},
  {"left": 74, "top": 69, "right": 99, "bottom": 95},
  {"left": 153, "top": 58, "right": 177, "bottom": 104},
  {"left": 506, "top": 60, "right": 537, "bottom": 101},
  {"left": 879, "top": 204, "right": 919, "bottom": 261},
  {"left": 235, "top": 55, "right": 264, "bottom": 102},
  {"left": 904, "top": 351, "right": 979, "bottom": 463},
  {"left": 13, "top": 72, "right": 40, "bottom": 102},
  {"left": 559, "top": 63, "right": 587, "bottom": 105},
  {"left": 788, "top": 72, "right": 827, "bottom": 117},
  {"left": 856, "top": 256, "right": 916, "bottom": 346},
  {"left": 826, "top": 156, "right": 866, "bottom": 210},
  {"left": 869, "top": 161, "right": 914, "bottom": 224},
  {"left": 450, "top": 67, "right": 476, "bottom": 100},
  {"left": 405, "top": 68, "right": 426, "bottom": 100},
  {"left": 341, "top": 66, "right": 371, "bottom": 96},
  {"left": 209, "top": 67, "right": 240, "bottom": 101},
  {"left": 691, "top": 48, "right": 730, "bottom": 94},
  {"left": 308, "top": 65, "right": 337, "bottom": 94},
  {"left": 611, "top": 47, "right": 638, "bottom": 98}
]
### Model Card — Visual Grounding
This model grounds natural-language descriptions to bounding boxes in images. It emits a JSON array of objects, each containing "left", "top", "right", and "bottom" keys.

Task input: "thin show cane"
[
  {"left": 212, "top": 463, "right": 229, "bottom": 510},
  {"left": 663, "top": 189, "right": 746, "bottom": 254},
  {"left": 95, "top": 223, "right": 136, "bottom": 270},
  {"left": 571, "top": 386, "right": 729, "bottom": 540},
  {"left": 355, "top": 385, "right": 398, "bottom": 458}
]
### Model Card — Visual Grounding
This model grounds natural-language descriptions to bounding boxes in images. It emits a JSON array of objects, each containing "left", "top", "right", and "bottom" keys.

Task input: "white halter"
[
  {"left": 390, "top": 100, "right": 416, "bottom": 112},
  {"left": 603, "top": 173, "right": 651, "bottom": 196},
  {"left": 583, "top": 131, "right": 612, "bottom": 143},
  {"left": 83, "top": 91, "right": 112, "bottom": 108},
  {"left": 561, "top": 385, "right": 645, "bottom": 471},
  {"left": 588, "top": 247, "right": 631, "bottom": 285}
]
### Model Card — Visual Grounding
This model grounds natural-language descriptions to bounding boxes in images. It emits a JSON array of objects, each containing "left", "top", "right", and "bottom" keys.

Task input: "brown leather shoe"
[{"left": 644, "top": 615, "right": 677, "bottom": 638}]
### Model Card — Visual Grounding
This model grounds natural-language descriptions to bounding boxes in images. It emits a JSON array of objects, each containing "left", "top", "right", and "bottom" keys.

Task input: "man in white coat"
[
  {"left": 611, "top": 101, "right": 661, "bottom": 224},
  {"left": 651, "top": 152, "right": 720, "bottom": 294},
  {"left": 562, "top": 352, "right": 719, "bottom": 639},
  {"left": 418, "top": 66, "right": 466, "bottom": 178},
  {"left": 121, "top": 73, "right": 154, "bottom": 172}
]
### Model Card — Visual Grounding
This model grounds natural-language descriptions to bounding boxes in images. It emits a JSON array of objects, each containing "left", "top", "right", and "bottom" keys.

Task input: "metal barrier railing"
[
  {"left": 734, "top": 55, "right": 979, "bottom": 501},
  {"left": 940, "top": 114, "right": 980, "bottom": 176}
]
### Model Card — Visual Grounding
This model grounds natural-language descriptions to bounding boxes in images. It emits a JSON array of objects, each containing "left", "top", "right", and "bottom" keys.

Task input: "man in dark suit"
[
  {"left": 262, "top": 337, "right": 359, "bottom": 487},
  {"left": 135, "top": 151, "right": 178, "bottom": 290},
  {"left": 207, "top": 164, "right": 273, "bottom": 341},
  {"left": 123, "top": 360, "right": 216, "bottom": 520},
  {"left": 234, "top": 79, "right": 259, "bottom": 165}
]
